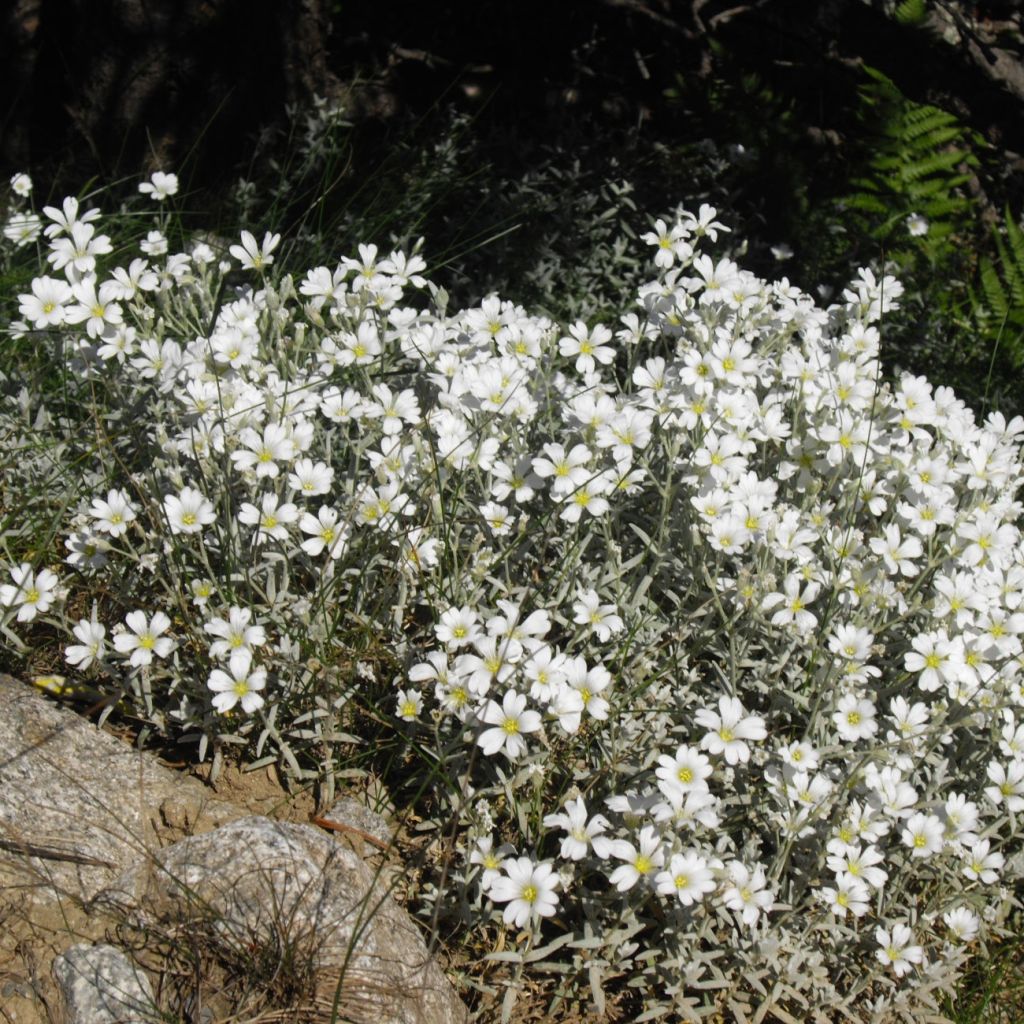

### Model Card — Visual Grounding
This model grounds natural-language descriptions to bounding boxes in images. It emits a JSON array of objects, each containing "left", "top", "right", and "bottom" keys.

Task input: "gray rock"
[
  {"left": 0, "top": 673, "right": 245, "bottom": 901},
  {"left": 96, "top": 816, "right": 467, "bottom": 1024},
  {"left": 323, "top": 794, "right": 396, "bottom": 847},
  {"left": 52, "top": 943, "right": 158, "bottom": 1024}
]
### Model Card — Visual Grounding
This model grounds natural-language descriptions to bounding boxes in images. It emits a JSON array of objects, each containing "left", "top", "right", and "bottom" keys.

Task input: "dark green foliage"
[
  {"left": 841, "top": 67, "right": 978, "bottom": 268},
  {"left": 971, "top": 210, "right": 1024, "bottom": 370},
  {"left": 893, "top": 0, "right": 929, "bottom": 26}
]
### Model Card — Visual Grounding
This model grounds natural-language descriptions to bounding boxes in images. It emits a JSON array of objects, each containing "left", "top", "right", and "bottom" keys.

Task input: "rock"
[
  {"left": 0, "top": 673, "right": 246, "bottom": 902},
  {"left": 96, "top": 816, "right": 468, "bottom": 1024},
  {"left": 51, "top": 943, "right": 158, "bottom": 1024},
  {"left": 322, "top": 794, "right": 396, "bottom": 847}
]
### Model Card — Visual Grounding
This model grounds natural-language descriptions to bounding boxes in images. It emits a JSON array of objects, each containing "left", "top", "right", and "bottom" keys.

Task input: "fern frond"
[{"left": 894, "top": 0, "right": 927, "bottom": 25}]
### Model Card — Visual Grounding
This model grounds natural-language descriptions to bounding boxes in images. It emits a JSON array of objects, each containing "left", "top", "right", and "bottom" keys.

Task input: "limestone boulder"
[
  {"left": 52, "top": 944, "right": 159, "bottom": 1024},
  {"left": 0, "top": 673, "right": 245, "bottom": 901},
  {"left": 95, "top": 816, "right": 468, "bottom": 1024}
]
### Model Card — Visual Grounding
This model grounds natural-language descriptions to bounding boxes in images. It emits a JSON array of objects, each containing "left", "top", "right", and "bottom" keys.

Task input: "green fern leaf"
[{"left": 894, "top": 0, "right": 928, "bottom": 25}]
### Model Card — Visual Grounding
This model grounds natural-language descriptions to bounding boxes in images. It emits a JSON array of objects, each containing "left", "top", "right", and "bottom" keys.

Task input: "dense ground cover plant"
[{"left": 2, "top": 171, "right": 1023, "bottom": 1023}]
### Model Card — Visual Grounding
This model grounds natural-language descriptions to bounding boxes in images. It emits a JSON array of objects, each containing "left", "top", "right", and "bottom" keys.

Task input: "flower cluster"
[{"left": 3, "top": 171, "right": 1023, "bottom": 1021}]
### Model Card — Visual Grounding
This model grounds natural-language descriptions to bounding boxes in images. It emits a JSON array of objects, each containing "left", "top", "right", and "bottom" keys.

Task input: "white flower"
[
  {"left": 532, "top": 443, "right": 592, "bottom": 497},
  {"left": 89, "top": 489, "right": 137, "bottom": 538},
  {"left": 190, "top": 579, "right": 216, "bottom": 606},
  {"left": 488, "top": 857, "right": 560, "bottom": 927},
  {"left": 0, "top": 563, "right": 60, "bottom": 623},
  {"left": 984, "top": 759, "right": 1024, "bottom": 812},
  {"left": 761, "top": 574, "right": 820, "bottom": 633},
  {"left": 819, "top": 874, "right": 870, "bottom": 918},
  {"left": 478, "top": 689, "right": 541, "bottom": 759},
  {"left": 875, "top": 924, "right": 924, "bottom": 977},
  {"left": 721, "top": 861, "right": 773, "bottom": 926},
  {"left": 641, "top": 218, "right": 692, "bottom": 268},
  {"left": 42, "top": 195, "right": 100, "bottom": 238},
  {"left": 287, "top": 458, "right": 334, "bottom": 497},
  {"left": 522, "top": 646, "right": 567, "bottom": 704},
  {"left": 469, "top": 836, "right": 512, "bottom": 889},
  {"left": 944, "top": 907, "right": 980, "bottom": 943},
  {"left": 204, "top": 606, "right": 266, "bottom": 660},
  {"left": 299, "top": 506, "right": 349, "bottom": 558},
  {"left": 480, "top": 501, "right": 512, "bottom": 536},
  {"left": 901, "top": 812, "right": 945, "bottom": 858},
  {"left": 942, "top": 793, "right": 979, "bottom": 848},
  {"left": 887, "top": 695, "right": 929, "bottom": 742},
  {"left": 435, "top": 606, "right": 481, "bottom": 649},
  {"left": 904, "top": 629, "right": 962, "bottom": 692},
  {"left": 10, "top": 172, "right": 33, "bottom": 196},
  {"left": 778, "top": 740, "right": 819, "bottom": 772},
  {"left": 229, "top": 229, "right": 280, "bottom": 270},
  {"left": 906, "top": 212, "right": 929, "bottom": 237},
  {"left": 112, "top": 610, "right": 174, "bottom": 667},
  {"left": 827, "top": 843, "right": 888, "bottom": 890},
  {"left": 230, "top": 424, "right": 298, "bottom": 478},
  {"left": 5, "top": 212, "right": 42, "bottom": 247},
  {"left": 572, "top": 589, "right": 624, "bottom": 642},
  {"left": 562, "top": 656, "right": 613, "bottom": 722},
  {"left": 139, "top": 230, "right": 167, "bottom": 256},
  {"left": 237, "top": 493, "right": 298, "bottom": 543},
  {"left": 655, "top": 850, "right": 717, "bottom": 905},
  {"left": 18, "top": 276, "right": 73, "bottom": 328},
  {"left": 543, "top": 797, "right": 613, "bottom": 860},
  {"left": 65, "top": 617, "right": 107, "bottom": 669},
  {"left": 869, "top": 522, "right": 923, "bottom": 577},
  {"left": 832, "top": 694, "right": 878, "bottom": 743},
  {"left": 395, "top": 688, "right": 423, "bottom": 722},
  {"left": 164, "top": 486, "right": 216, "bottom": 535},
  {"left": 558, "top": 320, "right": 615, "bottom": 375},
  {"left": 655, "top": 743, "right": 713, "bottom": 799},
  {"left": 207, "top": 649, "right": 267, "bottom": 714},
  {"left": 694, "top": 695, "right": 766, "bottom": 765},
  {"left": 47, "top": 221, "right": 111, "bottom": 273},
  {"left": 138, "top": 171, "right": 179, "bottom": 201},
  {"left": 962, "top": 839, "right": 1005, "bottom": 884},
  {"left": 609, "top": 826, "right": 665, "bottom": 891}
]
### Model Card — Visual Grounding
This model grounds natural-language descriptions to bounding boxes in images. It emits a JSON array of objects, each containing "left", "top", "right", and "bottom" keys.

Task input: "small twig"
[
  {"left": 0, "top": 837, "right": 116, "bottom": 869},
  {"left": 310, "top": 816, "right": 390, "bottom": 852}
]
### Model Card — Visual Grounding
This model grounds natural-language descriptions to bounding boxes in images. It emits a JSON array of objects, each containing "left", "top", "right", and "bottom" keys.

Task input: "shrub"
[{"left": 2, "top": 172, "right": 1023, "bottom": 1022}]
